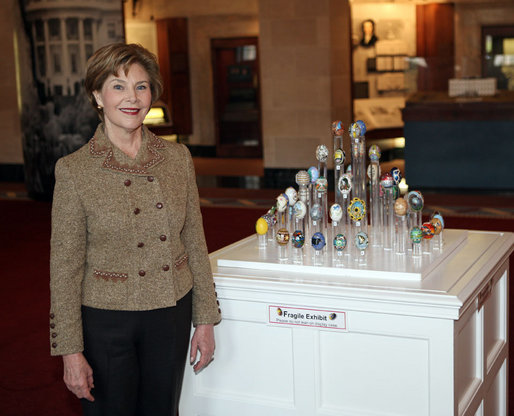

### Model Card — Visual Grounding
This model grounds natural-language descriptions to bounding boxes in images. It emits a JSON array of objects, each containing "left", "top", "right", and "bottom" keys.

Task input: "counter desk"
[{"left": 180, "top": 230, "right": 513, "bottom": 416}]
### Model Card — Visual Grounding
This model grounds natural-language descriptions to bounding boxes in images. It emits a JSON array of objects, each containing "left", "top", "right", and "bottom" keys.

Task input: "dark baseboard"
[{"left": 0, "top": 164, "right": 25, "bottom": 182}]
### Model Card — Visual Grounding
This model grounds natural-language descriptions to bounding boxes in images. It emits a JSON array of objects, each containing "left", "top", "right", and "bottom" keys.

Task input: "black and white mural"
[{"left": 18, "top": 0, "right": 124, "bottom": 200}]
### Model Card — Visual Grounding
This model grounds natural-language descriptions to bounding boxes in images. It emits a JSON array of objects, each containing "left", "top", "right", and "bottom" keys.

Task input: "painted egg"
[
  {"left": 431, "top": 211, "right": 445, "bottom": 232},
  {"left": 310, "top": 203, "right": 323, "bottom": 221},
  {"left": 390, "top": 167, "right": 402, "bottom": 185},
  {"left": 354, "top": 231, "right": 369, "bottom": 250},
  {"left": 407, "top": 190, "right": 424, "bottom": 212},
  {"left": 380, "top": 172, "right": 394, "bottom": 188},
  {"left": 333, "top": 233, "right": 347, "bottom": 251},
  {"left": 421, "top": 222, "right": 435, "bottom": 240},
  {"left": 311, "top": 232, "right": 326, "bottom": 250},
  {"left": 255, "top": 217, "right": 268, "bottom": 235},
  {"left": 394, "top": 197, "right": 408, "bottom": 216},
  {"left": 338, "top": 173, "right": 352, "bottom": 195},
  {"left": 329, "top": 203, "right": 343, "bottom": 222},
  {"left": 262, "top": 213, "right": 275, "bottom": 227},
  {"left": 367, "top": 163, "right": 380, "bottom": 181},
  {"left": 356, "top": 120, "right": 367, "bottom": 136},
  {"left": 410, "top": 227, "right": 423, "bottom": 244},
  {"left": 349, "top": 122, "right": 361, "bottom": 138},
  {"left": 368, "top": 144, "right": 381, "bottom": 162},
  {"left": 332, "top": 120, "right": 344, "bottom": 136},
  {"left": 276, "top": 228, "right": 290, "bottom": 246},
  {"left": 334, "top": 148, "right": 345, "bottom": 165},
  {"left": 293, "top": 200, "right": 307, "bottom": 219},
  {"left": 315, "top": 176, "right": 328, "bottom": 193},
  {"left": 348, "top": 197, "right": 366, "bottom": 222},
  {"left": 292, "top": 230, "right": 305, "bottom": 248},
  {"left": 296, "top": 170, "right": 310, "bottom": 186},
  {"left": 308, "top": 166, "right": 319, "bottom": 184},
  {"left": 276, "top": 193, "right": 289, "bottom": 212},
  {"left": 285, "top": 187, "right": 298, "bottom": 205},
  {"left": 316, "top": 144, "right": 329, "bottom": 163}
]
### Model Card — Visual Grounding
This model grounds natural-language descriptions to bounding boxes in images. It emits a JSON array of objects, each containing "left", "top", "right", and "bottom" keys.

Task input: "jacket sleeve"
[
  {"left": 49, "top": 157, "right": 87, "bottom": 355},
  {"left": 180, "top": 145, "right": 221, "bottom": 326}
]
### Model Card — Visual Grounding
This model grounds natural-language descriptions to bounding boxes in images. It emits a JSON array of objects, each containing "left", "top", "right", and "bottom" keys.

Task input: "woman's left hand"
[{"left": 190, "top": 324, "right": 215, "bottom": 373}]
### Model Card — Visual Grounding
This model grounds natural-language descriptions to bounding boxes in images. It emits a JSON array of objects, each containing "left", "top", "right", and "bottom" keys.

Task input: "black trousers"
[{"left": 80, "top": 291, "right": 192, "bottom": 416}]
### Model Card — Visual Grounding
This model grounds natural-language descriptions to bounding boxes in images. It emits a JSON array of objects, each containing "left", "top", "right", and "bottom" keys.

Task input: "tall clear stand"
[
  {"left": 349, "top": 130, "right": 367, "bottom": 204},
  {"left": 368, "top": 150, "right": 382, "bottom": 248},
  {"left": 381, "top": 184, "right": 395, "bottom": 251},
  {"left": 332, "top": 120, "right": 345, "bottom": 206},
  {"left": 339, "top": 174, "right": 352, "bottom": 259},
  {"left": 395, "top": 214, "right": 407, "bottom": 255}
]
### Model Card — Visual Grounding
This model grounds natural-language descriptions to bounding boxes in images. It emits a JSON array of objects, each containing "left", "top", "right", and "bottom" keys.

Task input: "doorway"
[{"left": 211, "top": 37, "right": 262, "bottom": 158}]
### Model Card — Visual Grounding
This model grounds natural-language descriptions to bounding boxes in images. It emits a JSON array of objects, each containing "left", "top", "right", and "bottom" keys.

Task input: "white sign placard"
[{"left": 268, "top": 305, "right": 347, "bottom": 331}]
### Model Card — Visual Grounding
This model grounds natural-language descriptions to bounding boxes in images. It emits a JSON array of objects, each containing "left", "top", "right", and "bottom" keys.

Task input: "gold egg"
[{"left": 255, "top": 217, "right": 268, "bottom": 235}]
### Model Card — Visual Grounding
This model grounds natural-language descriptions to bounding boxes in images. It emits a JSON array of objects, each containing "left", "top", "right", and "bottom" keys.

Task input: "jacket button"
[
  {"left": 137, "top": 242, "right": 144, "bottom": 248},
  {"left": 50, "top": 313, "right": 55, "bottom": 319},
  {"left": 51, "top": 343, "right": 57, "bottom": 348},
  {"left": 50, "top": 323, "right": 55, "bottom": 329},
  {"left": 216, "top": 300, "right": 220, "bottom": 306},
  {"left": 147, "top": 176, "right": 154, "bottom": 182},
  {"left": 218, "top": 308, "right": 221, "bottom": 313},
  {"left": 139, "top": 270, "right": 146, "bottom": 277},
  {"left": 51, "top": 332, "right": 57, "bottom": 338},
  {"left": 134, "top": 208, "right": 141, "bottom": 215},
  {"left": 160, "top": 235, "right": 167, "bottom": 241},
  {"left": 156, "top": 202, "right": 163, "bottom": 209},
  {"left": 124, "top": 179, "right": 131, "bottom": 186},
  {"left": 162, "top": 265, "right": 170, "bottom": 271}
]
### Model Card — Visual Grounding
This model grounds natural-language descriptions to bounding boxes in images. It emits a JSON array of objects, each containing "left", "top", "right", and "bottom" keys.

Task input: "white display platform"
[
  {"left": 181, "top": 230, "right": 514, "bottom": 416},
  {"left": 217, "top": 229, "right": 467, "bottom": 281}
]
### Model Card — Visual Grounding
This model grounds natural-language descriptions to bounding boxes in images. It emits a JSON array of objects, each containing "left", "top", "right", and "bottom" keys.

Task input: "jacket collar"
[{"left": 89, "top": 124, "right": 165, "bottom": 175}]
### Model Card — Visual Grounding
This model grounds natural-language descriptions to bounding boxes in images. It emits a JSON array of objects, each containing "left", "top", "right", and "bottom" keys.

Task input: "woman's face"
[{"left": 93, "top": 63, "right": 152, "bottom": 135}]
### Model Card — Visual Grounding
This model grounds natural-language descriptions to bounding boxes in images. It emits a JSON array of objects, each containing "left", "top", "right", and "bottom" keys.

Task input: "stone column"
[{"left": 258, "top": 0, "right": 352, "bottom": 170}]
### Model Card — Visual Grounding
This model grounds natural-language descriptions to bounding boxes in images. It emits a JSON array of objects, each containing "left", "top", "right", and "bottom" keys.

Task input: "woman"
[{"left": 49, "top": 43, "right": 221, "bottom": 415}]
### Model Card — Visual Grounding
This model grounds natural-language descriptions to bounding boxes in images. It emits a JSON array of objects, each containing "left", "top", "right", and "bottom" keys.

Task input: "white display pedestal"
[{"left": 180, "top": 230, "right": 513, "bottom": 416}]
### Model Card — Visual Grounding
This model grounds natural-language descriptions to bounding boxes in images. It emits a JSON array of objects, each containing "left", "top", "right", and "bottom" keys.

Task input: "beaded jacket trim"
[{"left": 93, "top": 270, "right": 129, "bottom": 283}]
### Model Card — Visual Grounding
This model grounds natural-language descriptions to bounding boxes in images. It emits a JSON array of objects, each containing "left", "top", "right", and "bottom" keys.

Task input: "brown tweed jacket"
[{"left": 49, "top": 124, "right": 221, "bottom": 356}]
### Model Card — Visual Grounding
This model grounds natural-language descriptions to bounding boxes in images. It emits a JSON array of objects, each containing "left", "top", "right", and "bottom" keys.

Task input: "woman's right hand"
[{"left": 62, "top": 352, "right": 95, "bottom": 401}]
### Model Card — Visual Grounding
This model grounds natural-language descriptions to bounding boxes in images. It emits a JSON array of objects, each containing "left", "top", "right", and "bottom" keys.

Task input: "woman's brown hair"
[{"left": 84, "top": 43, "right": 163, "bottom": 119}]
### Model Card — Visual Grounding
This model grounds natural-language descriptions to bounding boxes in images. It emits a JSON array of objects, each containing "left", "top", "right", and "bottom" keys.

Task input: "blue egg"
[{"left": 311, "top": 232, "right": 326, "bottom": 250}]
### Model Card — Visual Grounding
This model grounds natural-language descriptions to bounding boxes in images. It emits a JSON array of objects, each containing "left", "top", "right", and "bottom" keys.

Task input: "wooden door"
[
  {"left": 416, "top": 3, "right": 455, "bottom": 91},
  {"left": 211, "top": 37, "right": 262, "bottom": 158}
]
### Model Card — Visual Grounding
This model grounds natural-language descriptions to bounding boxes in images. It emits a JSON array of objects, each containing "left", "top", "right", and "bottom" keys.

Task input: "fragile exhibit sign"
[{"left": 268, "top": 305, "right": 347, "bottom": 331}]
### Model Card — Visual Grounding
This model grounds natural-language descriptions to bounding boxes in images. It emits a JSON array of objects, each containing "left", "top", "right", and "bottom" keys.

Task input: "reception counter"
[
  {"left": 402, "top": 91, "right": 514, "bottom": 191},
  {"left": 180, "top": 230, "right": 513, "bottom": 416}
]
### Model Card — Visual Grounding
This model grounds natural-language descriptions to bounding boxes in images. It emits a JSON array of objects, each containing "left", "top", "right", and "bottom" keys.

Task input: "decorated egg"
[
  {"left": 368, "top": 144, "right": 381, "bottom": 162},
  {"left": 430, "top": 211, "right": 444, "bottom": 234},
  {"left": 346, "top": 164, "right": 352, "bottom": 175},
  {"left": 310, "top": 203, "right": 323, "bottom": 221},
  {"left": 295, "top": 170, "right": 310, "bottom": 186},
  {"left": 407, "top": 190, "right": 424, "bottom": 212},
  {"left": 390, "top": 167, "right": 402, "bottom": 185},
  {"left": 308, "top": 166, "right": 319, "bottom": 184},
  {"left": 255, "top": 217, "right": 268, "bottom": 235},
  {"left": 356, "top": 120, "right": 367, "bottom": 136},
  {"left": 315, "top": 176, "right": 328, "bottom": 193},
  {"left": 262, "top": 213, "right": 275, "bottom": 227},
  {"left": 394, "top": 197, "right": 408, "bottom": 216},
  {"left": 348, "top": 197, "right": 366, "bottom": 222},
  {"left": 421, "top": 222, "right": 435, "bottom": 240},
  {"left": 276, "top": 193, "right": 289, "bottom": 212},
  {"left": 292, "top": 230, "right": 305, "bottom": 248},
  {"left": 380, "top": 172, "right": 394, "bottom": 188},
  {"left": 311, "top": 232, "right": 326, "bottom": 251},
  {"left": 354, "top": 231, "right": 369, "bottom": 250},
  {"left": 410, "top": 227, "right": 423, "bottom": 244},
  {"left": 333, "top": 233, "right": 347, "bottom": 251},
  {"left": 276, "top": 228, "right": 290, "bottom": 245},
  {"left": 332, "top": 120, "right": 344, "bottom": 136},
  {"left": 367, "top": 163, "right": 380, "bottom": 181},
  {"left": 293, "top": 200, "right": 307, "bottom": 219},
  {"left": 285, "top": 187, "right": 298, "bottom": 205},
  {"left": 334, "top": 148, "right": 345, "bottom": 165},
  {"left": 329, "top": 203, "right": 343, "bottom": 222},
  {"left": 316, "top": 144, "right": 329, "bottom": 163},
  {"left": 338, "top": 173, "right": 352, "bottom": 195},
  {"left": 349, "top": 122, "right": 361, "bottom": 138}
]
